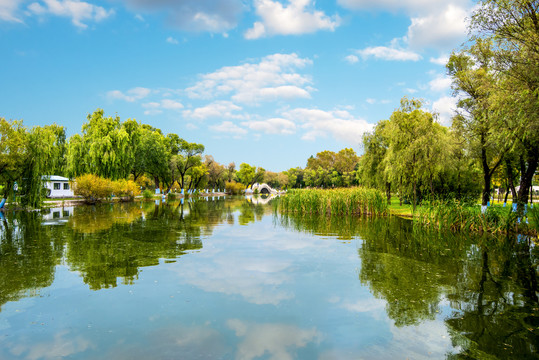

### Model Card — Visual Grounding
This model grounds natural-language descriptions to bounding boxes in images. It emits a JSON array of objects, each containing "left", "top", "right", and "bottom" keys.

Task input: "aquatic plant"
[
  {"left": 279, "top": 187, "right": 388, "bottom": 216},
  {"left": 414, "top": 200, "right": 529, "bottom": 234}
]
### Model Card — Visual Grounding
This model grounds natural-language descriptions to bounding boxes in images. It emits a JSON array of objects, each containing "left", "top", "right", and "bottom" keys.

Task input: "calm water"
[{"left": 0, "top": 197, "right": 537, "bottom": 359}]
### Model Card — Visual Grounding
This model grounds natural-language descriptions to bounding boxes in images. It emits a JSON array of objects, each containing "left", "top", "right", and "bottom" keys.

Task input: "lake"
[{"left": 0, "top": 196, "right": 537, "bottom": 359}]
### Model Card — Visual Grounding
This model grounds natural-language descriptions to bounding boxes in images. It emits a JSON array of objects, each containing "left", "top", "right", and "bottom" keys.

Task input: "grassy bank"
[
  {"left": 389, "top": 200, "right": 538, "bottom": 235},
  {"left": 278, "top": 188, "right": 388, "bottom": 216}
]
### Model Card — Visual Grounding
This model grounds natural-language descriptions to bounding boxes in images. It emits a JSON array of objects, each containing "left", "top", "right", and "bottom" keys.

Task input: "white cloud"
[
  {"left": 27, "top": 0, "right": 114, "bottom": 29},
  {"left": 357, "top": 45, "right": 421, "bottom": 62},
  {"left": 245, "top": 0, "right": 340, "bottom": 39},
  {"left": 228, "top": 319, "right": 319, "bottom": 360},
  {"left": 119, "top": 0, "right": 243, "bottom": 33},
  {"left": 344, "top": 54, "right": 359, "bottom": 64},
  {"left": 430, "top": 54, "right": 449, "bottom": 66},
  {"left": 242, "top": 118, "right": 296, "bottom": 135},
  {"left": 0, "top": 0, "right": 23, "bottom": 22},
  {"left": 107, "top": 87, "right": 151, "bottom": 102},
  {"left": 134, "top": 13, "right": 144, "bottom": 21},
  {"left": 407, "top": 5, "right": 469, "bottom": 49},
  {"left": 166, "top": 36, "right": 178, "bottom": 44},
  {"left": 337, "top": 0, "right": 469, "bottom": 14},
  {"left": 186, "top": 53, "right": 313, "bottom": 104},
  {"left": 141, "top": 98, "right": 183, "bottom": 114},
  {"left": 183, "top": 101, "right": 244, "bottom": 121},
  {"left": 428, "top": 74, "right": 451, "bottom": 92},
  {"left": 161, "top": 99, "right": 183, "bottom": 110},
  {"left": 282, "top": 108, "right": 374, "bottom": 143},
  {"left": 432, "top": 95, "right": 457, "bottom": 126},
  {"left": 210, "top": 121, "right": 248, "bottom": 136}
]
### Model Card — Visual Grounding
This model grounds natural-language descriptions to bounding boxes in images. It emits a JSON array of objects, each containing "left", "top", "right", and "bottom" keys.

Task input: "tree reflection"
[
  {"left": 0, "top": 211, "right": 63, "bottom": 311},
  {"left": 64, "top": 200, "right": 236, "bottom": 290},
  {"left": 278, "top": 212, "right": 538, "bottom": 358}
]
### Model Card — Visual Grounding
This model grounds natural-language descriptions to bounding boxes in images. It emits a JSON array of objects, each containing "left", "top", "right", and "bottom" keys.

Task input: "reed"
[
  {"left": 279, "top": 187, "right": 388, "bottom": 216},
  {"left": 414, "top": 199, "right": 525, "bottom": 234}
]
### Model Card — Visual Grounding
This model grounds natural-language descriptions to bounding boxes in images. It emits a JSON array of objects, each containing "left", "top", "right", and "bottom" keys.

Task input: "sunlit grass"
[{"left": 279, "top": 187, "right": 388, "bottom": 216}]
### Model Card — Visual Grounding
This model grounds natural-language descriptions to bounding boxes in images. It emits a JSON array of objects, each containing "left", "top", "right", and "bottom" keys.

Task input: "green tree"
[
  {"left": 22, "top": 124, "right": 67, "bottom": 207},
  {"left": 358, "top": 120, "right": 392, "bottom": 202},
  {"left": 470, "top": 0, "right": 539, "bottom": 211},
  {"left": 0, "top": 118, "right": 27, "bottom": 200},
  {"left": 448, "top": 42, "right": 506, "bottom": 207},
  {"left": 67, "top": 109, "right": 133, "bottom": 180},
  {"left": 174, "top": 141, "right": 205, "bottom": 191},
  {"left": 385, "top": 97, "right": 446, "bottom": 209}
]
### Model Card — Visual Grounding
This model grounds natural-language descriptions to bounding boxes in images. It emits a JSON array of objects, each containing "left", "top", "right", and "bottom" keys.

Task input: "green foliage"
[
  {"left": 225, "top": 181, "right": 246, "bottom": 195},
  {"left": 74, "top": 174, "right": 140, "bottom": 203},
  {"left": 67, "top": 110, "right": 133, "bottom": 180},
  {"left": 142, "top": 189, "right": 154, "bottom": 200},
  {"left": 414, "top": 200, "right": 524, "bottom": 234},
  {"left": 112, "top": 179, "right": 141, "bottom": 201},
  {"left": 279, "top": 187, "right": 388, "bottom": 216}
]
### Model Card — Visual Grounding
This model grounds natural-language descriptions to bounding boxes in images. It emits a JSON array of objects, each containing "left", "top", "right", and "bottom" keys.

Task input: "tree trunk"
[
  {"left": 386, "top": 182, "right": 391, "bottom": 205},
  {"left": 482, "top": 173, "right": 491, "bottom": 207},
  {"left": 413, "top": 180, "right": 417, "bottom": 211},
  {"left": 481, "top": 134, "right": 491, "bottom": 206},
  {"left": 516, "top": 148, "right": 538, "bottom": 213},
  {"left": 154, "top": 176, "right": 159, "bottom": 190},
  {"left": 429, "top": 174, "right": 434, "bottom": 201}
]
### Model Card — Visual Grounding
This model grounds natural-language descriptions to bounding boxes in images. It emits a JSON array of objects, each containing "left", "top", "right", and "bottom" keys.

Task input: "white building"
[{"left": 42, "top": 175, "right": 74, "bottom": 198}]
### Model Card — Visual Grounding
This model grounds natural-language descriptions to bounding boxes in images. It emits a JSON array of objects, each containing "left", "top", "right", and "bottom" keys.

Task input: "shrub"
[
  {"left": 112, "top": 179, "right": 141, "bottom": 201},
  {"left": 225, "top": 181, "right": 246, "bottom": 195},
  {"left": 167, "top": 192, "right": 177, "bottom": 201},
  {"left": 170, "top": 181, "right": 181, "bottom": 193},
  {"left": 142, "top": 189, "right": 154, "bottom": 200},
  {"left": 73, "top": 174, "right": 113, "bottom": 203}
]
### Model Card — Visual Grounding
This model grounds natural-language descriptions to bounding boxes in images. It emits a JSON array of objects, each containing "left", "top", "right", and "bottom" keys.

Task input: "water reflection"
[
  {"left": 281, "top": 213, "right": 539, "bottom": 359},
  {"left": 0, "top": 211, "right": 63, "bottom": 310},
  {"left": 0, "top": 199, "right": 537, "bottom": 359}
]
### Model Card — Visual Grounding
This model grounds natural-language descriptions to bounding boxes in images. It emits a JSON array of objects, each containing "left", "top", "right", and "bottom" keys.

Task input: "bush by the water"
[
  {"left": 226, "top": 181, "right": 246, "bottom": 195},
  {"left": 74, "top": 174, "right": 140, "bottom": 203},
  {"left": 142, "top": 189, "right": 154, "bottom": 200},
  {"left": 279, "top": 187, "right": 388, "bottom": 216}
]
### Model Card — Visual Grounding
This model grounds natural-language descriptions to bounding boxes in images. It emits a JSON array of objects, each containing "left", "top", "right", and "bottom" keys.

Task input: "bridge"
[{"left": 251, "top": 183, "right": 279, "bottom": 194}]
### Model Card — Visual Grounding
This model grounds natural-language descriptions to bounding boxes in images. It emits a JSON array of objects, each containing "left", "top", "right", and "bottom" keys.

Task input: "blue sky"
[{"left": 0, "top": 0, "right": 472, "bottom": 171}]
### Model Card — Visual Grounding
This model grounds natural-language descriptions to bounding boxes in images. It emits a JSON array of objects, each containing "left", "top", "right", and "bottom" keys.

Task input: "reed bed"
[
  {"left": 278, "top": 187, "right": 388, "bottom": 216},
  {"left": 414, "top": 200, "right": 533, "bottom": 234}
]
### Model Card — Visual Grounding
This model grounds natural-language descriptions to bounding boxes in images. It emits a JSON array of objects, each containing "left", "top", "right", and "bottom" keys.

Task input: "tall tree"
[
  {"left": 67, "top": 109, "right": 132, "bottom": 180},
  {"left": 471, "top": 0, "right": 539, "bottom": 211},
  {"left": 385, "top": 97, "right": 446, "bottom": 210},
  {"left": 175, "top": 141, "right": 205, "bottom": 191},
  {"left": 448, "top": 42, "right": 506, "bottom": 207},
  {"left": 0, "top": 118, "right": 27, "bottom": 200}
]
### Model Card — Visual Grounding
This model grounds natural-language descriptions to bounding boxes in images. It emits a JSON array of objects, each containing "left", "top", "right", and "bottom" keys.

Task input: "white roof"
[{"left": 42, "top": 175, "right": 70, "bottom": 181}]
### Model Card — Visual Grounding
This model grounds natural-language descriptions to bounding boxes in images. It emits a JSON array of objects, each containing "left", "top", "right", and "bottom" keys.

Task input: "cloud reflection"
[{"left": 227, "top": 319, "right": 319, "bottom": 360}]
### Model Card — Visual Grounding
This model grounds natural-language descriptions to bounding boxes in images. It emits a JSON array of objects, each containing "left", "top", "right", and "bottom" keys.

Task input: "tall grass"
[
  {"left": 414, "top": 200, "right": 529, "bottom": 234},
  {"left": 279, "top": 187, "right": 388, "bottom": 216}
]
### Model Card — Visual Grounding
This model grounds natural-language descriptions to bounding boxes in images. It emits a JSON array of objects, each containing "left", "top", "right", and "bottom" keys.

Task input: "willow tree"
[
  {"left": 385, "top": 97, "right": 448, "bottom": 210},
  {"left": 22, "top": 124, "right": 67, "bottom": 207},
  {"left": 358, "top": 120, "right": 392, "bottom": 202},
  {"left": 447, "top": 41, "right": 507, "bottom": 207},
  {"left": 0, "top": 118, "right": 27, "bottom": 200},
  {"left": 67, "top": 109, "right": 133, "bottom": 180},
  {"left": 471, "top": 0, "right": 539, "bottom": 211}
]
